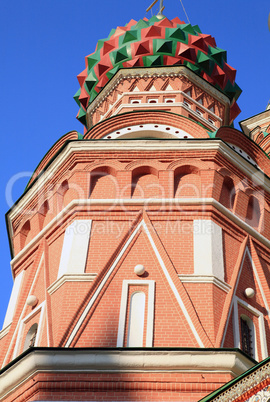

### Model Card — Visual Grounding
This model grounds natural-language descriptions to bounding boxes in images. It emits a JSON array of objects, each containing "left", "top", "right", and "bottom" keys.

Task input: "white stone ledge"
[
  {"left": 10, "top": 197, "right": 270, "bottom": 269},
  {"left": 0, "top": 349, "right": 255, "bottom": 400},
  {"left": 8, "top": 138, "right": 270, "bottom": 226},
  {"left": 47, "top": 273, "right": 97, "bottom": 295},
  {"left": 178, "top": 275, "right": 231, "bottom": 293}
]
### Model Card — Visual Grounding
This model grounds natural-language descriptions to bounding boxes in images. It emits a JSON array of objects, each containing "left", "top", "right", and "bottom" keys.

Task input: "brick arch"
[
  {"left": 125, "top": 159, "right": 165, "bottom": 172},
  {"left": 131, "top": 165, "right": 161, "bottom": 199},
  {"left": 217, "top": 167, "right": 245, "bottom": 191},
  {"left": 19, "top": 219, "right": 31, "bottom": 249},
  {"left": 85, "top": 111, "right": 209, "bottom": 140},
  {"left": 244, "top": 188, "right": 264, "bottom": 230},
  {"left": 57, "top": 179, "right": 69, "bottom": 196},
  {"left": 245, "top": 195, "right": 262, "bottom": 230},
  {"left": 38, "top": 199, "right": 51, "bottom": 229},
  {"left": 87, "top": 160, "right": 124, "bottom": 172},
  {"left": 89, "top": 165, "right": 119, "bottom": 199},
  {"left": 219, "top": 176, "right": 236, "bottom": 211},
  {"left": 174, "top": 165, "right": 201, "bottom": 198},
  {"left": 244, "top": 188, "right": 265, "bottom": 209},
  {"left": 167, "top": 159, "right": 208, "bottom": 171},
  {"left": 56, "top": 178, "right": 85, "bottom": 207}
]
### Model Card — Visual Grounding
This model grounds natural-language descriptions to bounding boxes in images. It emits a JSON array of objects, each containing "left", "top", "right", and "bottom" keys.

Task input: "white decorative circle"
[
  {"left": 26, "top": 295, "right": 38, "bottom": 307},
  {"left": 245, "top": 288, "right": 255, "bottom": 298},
  {"left": 134, "top": 264, "right": 145, "bottom": 276}
]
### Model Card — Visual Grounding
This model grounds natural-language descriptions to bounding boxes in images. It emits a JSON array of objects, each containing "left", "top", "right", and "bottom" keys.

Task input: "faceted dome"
[{"left": 75, "top": 15, "right": 241, "bottom": 128}]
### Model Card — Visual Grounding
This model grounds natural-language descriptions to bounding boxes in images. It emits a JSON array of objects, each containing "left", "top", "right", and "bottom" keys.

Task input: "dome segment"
[{"left": 75, "top": 15, "right": 241, "bottom": 129}]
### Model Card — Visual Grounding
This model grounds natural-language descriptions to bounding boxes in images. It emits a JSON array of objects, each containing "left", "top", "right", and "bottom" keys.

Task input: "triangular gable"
[
  {"left": 165, "top": 83, "right": 174, "bottom": 91},
  {"left": 148, "top": 84, "right": 157, "bottom": 92},
  {"left": 215, "top": 236, "right": 249, "bottom": 347},
  {"left": 218, "top": 239, "right": 269, "bottom": 359},
  {"left": 64, "top": 211, "right": 211, "bottom": 348}
]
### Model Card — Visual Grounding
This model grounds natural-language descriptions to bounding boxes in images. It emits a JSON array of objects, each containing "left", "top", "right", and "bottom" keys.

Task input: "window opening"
[{"left": 241, "top": 317, "right": 253, "bottom": 357}]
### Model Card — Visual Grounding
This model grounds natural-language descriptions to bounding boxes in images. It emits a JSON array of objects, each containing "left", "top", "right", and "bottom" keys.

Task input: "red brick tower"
[{"left": 1, "top": 14, "right": 270, "bottom": 402}]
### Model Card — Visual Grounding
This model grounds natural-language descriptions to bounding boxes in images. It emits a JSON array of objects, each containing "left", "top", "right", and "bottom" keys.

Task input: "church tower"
[{"left": 1, "top": 11, "right": 270, "bottom": 402}]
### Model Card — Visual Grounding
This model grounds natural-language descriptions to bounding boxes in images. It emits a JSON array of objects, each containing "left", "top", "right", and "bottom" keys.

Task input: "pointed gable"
[{"left": 63, "top": 213, "right": 211, "bottom": 348}]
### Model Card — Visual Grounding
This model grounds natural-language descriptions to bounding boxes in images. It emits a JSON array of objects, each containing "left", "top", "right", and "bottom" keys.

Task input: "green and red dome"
[{"left": 75, "top": 15, "right": 242, "bottom": 128}]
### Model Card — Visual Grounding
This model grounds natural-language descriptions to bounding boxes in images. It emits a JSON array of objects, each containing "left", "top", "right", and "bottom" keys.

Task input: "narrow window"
[
  {"left": 127, "top": 292, "right": 145, "bottom": 347},
  {"left": 240, "top": 316, "right": 253, "bottom": 357}
]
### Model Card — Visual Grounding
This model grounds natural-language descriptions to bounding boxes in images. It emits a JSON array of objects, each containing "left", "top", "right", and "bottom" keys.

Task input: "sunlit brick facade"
[{"left": 1, "top": 15, "right": 270, "bottom": 402}]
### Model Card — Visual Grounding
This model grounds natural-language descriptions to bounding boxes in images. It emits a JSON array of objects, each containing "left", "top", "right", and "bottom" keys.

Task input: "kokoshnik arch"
[{"left": 1, "top": 11, "right": 270, "bottom": 402}]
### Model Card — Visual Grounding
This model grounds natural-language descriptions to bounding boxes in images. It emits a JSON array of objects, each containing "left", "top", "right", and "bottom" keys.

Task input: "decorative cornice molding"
[
  {"left": 87, "top": 66, "right": 229, "bottom": 118},
  {"left": 178, "top": 275, "right": 231, "bottom": 293},
  {"left": 10, "top": 197, "right": 270, "bottom": 270},
  {"left": 8, "top": 139, "right": 270, "bottom": 225},
  {"left": 47, "top": 273, "right": 97, "bottom": 295},
  {"left": 0, "top": 349, "right": 255, "bottom": 400}
]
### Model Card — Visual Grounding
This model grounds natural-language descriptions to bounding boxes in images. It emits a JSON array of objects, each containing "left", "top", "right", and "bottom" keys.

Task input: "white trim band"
[{"left": 0, "top": 349, "right": 255, "bottom": 400}]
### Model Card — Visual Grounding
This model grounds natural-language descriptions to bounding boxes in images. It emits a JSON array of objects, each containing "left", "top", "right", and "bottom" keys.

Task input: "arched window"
[
  {"left": 23, "top": 323, "right": 38, "bottom": 351},
  {"left": 127, "top": 292, "right": 145, "bottom": 347},
  {"left": 240, "top": 316, "right": 254, "bottom": 358}
]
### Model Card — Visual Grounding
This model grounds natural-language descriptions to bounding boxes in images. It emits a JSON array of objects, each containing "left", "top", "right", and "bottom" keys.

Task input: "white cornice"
[
  {"left": 47, "top": 273, "right": 97, "bottom": 295},
  {"left": 10, "top": 197, "right": 270, "bottom": 269},
  {"left": 8, "top": 139, "right": 270, "bottom": 227},
  {"left": 178, "top": 275, "right": 232, "bottom": 293},
  {"left": 0, "top": 349, "right": 255, "bottom": 400}
]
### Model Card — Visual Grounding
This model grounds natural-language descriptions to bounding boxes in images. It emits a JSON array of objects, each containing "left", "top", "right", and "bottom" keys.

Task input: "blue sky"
[{"left": 0, "top": 0, "right": 269, "bottom": 328}]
